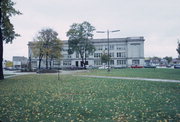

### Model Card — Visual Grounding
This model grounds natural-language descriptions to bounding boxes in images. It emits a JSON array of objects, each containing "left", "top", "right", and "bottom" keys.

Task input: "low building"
[
  {"left": 13, "top": 56, "right": 28, "bottom": 69},
  {"left": 2, "top": 60, "right": 6, "bottom": 68},
  {"left": 28, "top": 36, "right": 145, "bottom": 69}
]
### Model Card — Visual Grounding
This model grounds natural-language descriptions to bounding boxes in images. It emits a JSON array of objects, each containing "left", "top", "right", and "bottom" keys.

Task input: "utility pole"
[{"left": 97, "top": 30, "right": 120, "bottom": 72}]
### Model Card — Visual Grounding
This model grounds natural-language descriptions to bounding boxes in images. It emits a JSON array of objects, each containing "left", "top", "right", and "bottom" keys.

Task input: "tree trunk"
[
  {"left": 28, "top": 56, "right": 32, "bottom": 71},
  {"left": 80, "top": 53, "right": 85, "bottom": 69},
  {"left": 49, "top": 57, "right": 53, "bottom": 70},
  {"left": 84, "top": 53, "right": 87, "bottom": 69},
  {"left": 46, "top": 53, "right": 48, "bottom": 69},
  {"left": 0, "top": 6, "right": 4, "bottom": 80},
  {"left": 38, "top": 54, "right": 43, "bottom": 70}
]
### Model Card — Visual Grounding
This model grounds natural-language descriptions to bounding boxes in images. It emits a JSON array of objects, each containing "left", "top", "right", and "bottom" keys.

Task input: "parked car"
[
  {"left": 131, "top": 65, "right": 143, "bottom": 68},
  {"left": 144, "top": 65, "right": 156, "bottom": 68},
  {"left": 98, "top": 66, "right": 109, "bottom": 69},
  {"left": 174, "top": 64, "right": 180, "bottom": 69},
  {"left": 166, "top": 64, "right": 173, "bottom": 68}
]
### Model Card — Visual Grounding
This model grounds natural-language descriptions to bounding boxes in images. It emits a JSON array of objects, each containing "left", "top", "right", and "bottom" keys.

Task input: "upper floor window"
[
  {"left": 63, "top": 54, "right": 71, "bottom": 59},
  {"left": 117, "top": 52, "right": 126, "bottom": 58},
  {"left": 109, "top": 45, "right": 114, "bottom": 50},
  {"left": 62, "top": 46, "right": 68, "bottom": 52},
  {"left": 116, "top": 45, "right": 125, "bottom": 50},
  {"left": 68, "top": 55, "right": 71, "bottom": 58},
  {"left": 104, "top": 45, "right": 108, "bottom": 50},
  {"left": 76, "top": 53, "right": 79, "bottom": 58},
  {"left": 109, "top": 52, "right": 114, "bottom": 58},
  {"left": 95, "top": 45, "right": 103, "bottom": 50},
  {"left": 94, "top": 53, "right": 102, "bottom": 58}
]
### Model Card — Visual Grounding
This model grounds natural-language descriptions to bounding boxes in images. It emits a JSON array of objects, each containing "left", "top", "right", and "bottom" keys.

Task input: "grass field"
[
  {"left": 80, "top": 68, "right": 180, "bottom": 80},
  {"left": 0, "top": 74, "right": 180, "bottom": 121}
]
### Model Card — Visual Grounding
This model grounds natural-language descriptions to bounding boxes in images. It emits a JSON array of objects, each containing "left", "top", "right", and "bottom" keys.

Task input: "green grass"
[
  {"left": 80, "top": 68, "right": 180, "bottom": 80},
  {"left": 4, "top": 74, "right": 15, "bottom": 77},
  {"left": 0, "top": 74, "right": 180, "bottom": 121}
]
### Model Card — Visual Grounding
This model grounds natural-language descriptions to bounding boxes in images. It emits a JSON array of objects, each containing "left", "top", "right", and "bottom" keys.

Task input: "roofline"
[{"left": 28, "top": 36, "right": 145, "bottom": 45}]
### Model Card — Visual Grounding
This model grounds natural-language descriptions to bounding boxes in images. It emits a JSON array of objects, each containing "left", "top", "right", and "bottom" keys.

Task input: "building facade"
[
  {"left": 28, "top": 37, "right": 145, "bottom": 69},
  {"left": 13, "top": 56, "right": 28, "bottom": 69}
]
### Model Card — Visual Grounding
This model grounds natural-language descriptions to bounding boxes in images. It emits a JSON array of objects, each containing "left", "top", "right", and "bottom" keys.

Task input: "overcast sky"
[{"left": 4, "top": 0, "right": 180, "bottom": 60}]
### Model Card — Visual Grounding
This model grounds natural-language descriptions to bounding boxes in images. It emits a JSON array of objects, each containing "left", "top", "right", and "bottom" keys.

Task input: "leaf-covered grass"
[
  {"left": 80, "top": 68, "right": 180, "bottom": 80},
  {"left": 0, "top": 74, "right": 180, "bottom": 121}
]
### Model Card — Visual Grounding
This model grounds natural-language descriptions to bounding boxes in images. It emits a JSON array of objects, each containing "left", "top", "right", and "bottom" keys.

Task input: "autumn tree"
[
  {"left": 32, "top": 28, "right": 63, "bottom": 69},
  {"left": 0, "top": 0, "right": 21, "bottom": 80},
  {"left": 67, "top": 21, "right": 95, "bottom": 68},
  {"left": 30, "top": 41, "right": 44, "bottom": 70},
  {"left": 49, "top": 39, "right": 63, "bottom": 69}
]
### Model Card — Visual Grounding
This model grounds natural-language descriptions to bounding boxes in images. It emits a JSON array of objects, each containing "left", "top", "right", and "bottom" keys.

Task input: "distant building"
[
  {"left": 28, "top": 37, "right": 145, "bottom": 69},
  {"left": 2, "top": 60, "right": 6, "bottom": 68},
  {"left": 172, "top": 58, "right": 180, "bottom": 64},
  {"left": 13, "top": 56, "right": 28, "bottom": 69}
]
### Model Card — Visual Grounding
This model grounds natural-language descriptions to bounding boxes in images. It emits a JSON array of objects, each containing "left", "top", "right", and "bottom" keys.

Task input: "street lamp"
[{"left": 97, "top": 30, "right": 120, "bottom": 72}]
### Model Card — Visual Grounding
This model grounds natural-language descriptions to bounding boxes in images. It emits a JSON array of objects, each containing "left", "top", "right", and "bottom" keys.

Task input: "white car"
[{"left": 98, "top": 66, "right": 109, "bottom": 69}]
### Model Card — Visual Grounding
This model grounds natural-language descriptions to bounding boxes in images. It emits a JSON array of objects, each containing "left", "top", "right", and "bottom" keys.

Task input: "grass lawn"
[
  {"left": 0, "top": 74, "right": 180, "bottom": 121},
  {"left": 80, "top": 68, "right": 180, "bottom": 80},
  {"left": 4, "top": 74, "right": 15, "bottom": 77}
]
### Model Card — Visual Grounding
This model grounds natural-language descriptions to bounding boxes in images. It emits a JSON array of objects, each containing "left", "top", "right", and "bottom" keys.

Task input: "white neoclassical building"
[{"left": 28, "top": 36, "right": 145, "bottom": 69}]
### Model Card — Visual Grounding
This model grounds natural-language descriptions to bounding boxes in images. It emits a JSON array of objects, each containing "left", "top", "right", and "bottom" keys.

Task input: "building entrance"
[{"left": 76, "top": 61, "right": 78, "bottom": 67}]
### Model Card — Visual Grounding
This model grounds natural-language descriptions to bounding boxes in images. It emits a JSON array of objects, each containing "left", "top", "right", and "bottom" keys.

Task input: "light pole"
[{"left": 97, "top": 30, "right": 120, "bottom": 72}]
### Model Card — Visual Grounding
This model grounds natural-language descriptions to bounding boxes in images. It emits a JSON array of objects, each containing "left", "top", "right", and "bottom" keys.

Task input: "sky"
[{"left": 3, "top": 0, "right": 180, "bottom": 60}]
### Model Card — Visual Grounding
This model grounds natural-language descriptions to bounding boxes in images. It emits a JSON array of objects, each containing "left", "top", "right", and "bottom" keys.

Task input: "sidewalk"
[{"left": 74, "top": 75, "right": 180, "bottom": 83}]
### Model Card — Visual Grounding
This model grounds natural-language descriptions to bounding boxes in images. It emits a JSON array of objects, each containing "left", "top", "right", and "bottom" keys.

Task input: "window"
[
  {"left": 96, "top": 45, "right": 103, "bottom": 50},
  {"left": 117, "top": 52, "right": 121, "bottom": 57},
  {"left": 94, "top": 53, "right": 102, "bottom": 58},
  {"left": 116, "top": 45, "right": 125, "bottom": 50},
  {"left": 109, "top": 45, "right": 114, "bottom": 50},
  {"left": 109, "top": 52, "right": 114, "bottom": 57},
  {"left": 104, "top": 45, "right": 108, "bottom": 50},
  {"left": 132, "top": 60, "right": 139, "bottom": 65},
  {"left": 117, "top": 52, "right": 126, "bottom": 58},
  {"left": 94, "top": 60, "right": 101, "bottom": 65},
  {"left": 53, "top": 61, "right": 61, "bottom": 65},
  {"left": 110, "top": 60, "right": 114, "bottom": 65},
  {"left": 122, "top": 52, "right": 126, "bottom": 57},
  {"left": 63, "top": 60, "right": 71, "bottom": 66},
  {"left": 76, "top": 53, "right": 79, "bottom": 58},
  {"left": 63, "top": 54, "right": 71, "bottom": 59},
  {"left": 63, "top": 46, "right": 68, "bottom": 51},
  {"left": 117, "top": 60, "right": 126, "bottom": 65},
  {"left": 68, "top": 55, "right": 71, "bottom": 58}
]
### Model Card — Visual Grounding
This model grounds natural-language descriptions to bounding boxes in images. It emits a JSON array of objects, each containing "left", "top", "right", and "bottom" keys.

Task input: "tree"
[
  {"left": 30, "top": 41, "right": 44, "bottom": 70},
  {"left": 163, "top": 56, "right": 172, "bottom": 64},
  {"left": 177, "top": 40, "right": 180, "bottom": 59},
  {"left": 67, "top": 21, "right": 95, "bottom": 68},
  {"left": 32, "top": 28, "right": 62, "bottom": 69},
  {"left": 5, "top": 61, "right": 13, "bottom": 67},
  {"left": 0, "top": 0, "right": 21, "bottom": 80},
  {"left": 48, "top": 39, "right": 63, "bottom": 69}
]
